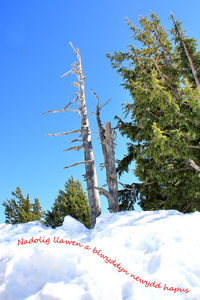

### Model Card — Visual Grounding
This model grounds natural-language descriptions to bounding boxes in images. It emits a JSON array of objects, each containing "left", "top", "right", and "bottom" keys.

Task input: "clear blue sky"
[{"left": 1, "top": 0, "right": 200, "bottom": 223}]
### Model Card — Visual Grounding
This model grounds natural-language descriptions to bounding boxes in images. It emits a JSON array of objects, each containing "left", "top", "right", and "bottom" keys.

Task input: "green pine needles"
[
  {"left": 44, "top": 176, "right": 90, "bottom": 229},
  {"left": 3, "top": 187, "right": 44, "bottom": 224},
  {"left": 3, "top": 177, "right": 90, "bottom": 228},
  {"left": 107, "top": 13, "right": 200, "bottom": 212}
]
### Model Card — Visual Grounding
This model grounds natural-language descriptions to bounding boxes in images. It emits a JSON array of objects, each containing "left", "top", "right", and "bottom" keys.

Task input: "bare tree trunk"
[
  {"left": 90, "top": 89, "right": 119, "bottom": 212},
  {"left": 75, "top": 47, "right": 101, "bottom": 226},
  {"left": 43, "top": 42, "right": 101, "bottom": 228},
  {"left": 104, "top": 122, "right": 119, "bottom": 212}
]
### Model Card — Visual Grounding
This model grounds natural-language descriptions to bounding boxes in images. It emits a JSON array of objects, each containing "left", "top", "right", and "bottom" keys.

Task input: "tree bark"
[
  {"left": 104, "top": 122, "right": 119, "bottom": 212},
  {"left": 74, "top": 46, "right": 101, "bottom": 227},
  {"left": 90, "top": 89, "right": 119, "bottom": 212},
  {"left": 43, "top": 42, "right": 101, "bottom": 228}
]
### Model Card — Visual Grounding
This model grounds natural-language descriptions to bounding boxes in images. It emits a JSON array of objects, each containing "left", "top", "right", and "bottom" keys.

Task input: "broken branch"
[
  {"left": 64, "top": 160, "right": 92, "bottom": 169},
  {"left": 100, "top": 98, "right": 112, "bottom": 110},
  {"left": 61, "top": 69, "right": 73, "bottom": 78},
  {"left": 41, "top": 108, "right": 80, "bottom": 115},
  {"left": 70, "top": 138, "right": 83, "bottom": 143},
  {"left": 69, "top": 41, "right": 78, "bottom": 56},
  {"left": 63, "top": 145, "right": 83, "bottom": 152},
  {"left": 72, "top": 81, "right": 80, "bottom": 88},
  {"left": 188, "top": 159, "right": 200, "bottom": 172},
  {"left": 45, "top": 129, "right": 81, "bottom": 136},
  {"left": 64, "top": 96, "right": 78, "bottom": 109},
  {"left": 118, "top": 182, "right": 134, "bottom": 191},
  {"left": 95, "top": 187, "right": 113, "bottom": 202}
]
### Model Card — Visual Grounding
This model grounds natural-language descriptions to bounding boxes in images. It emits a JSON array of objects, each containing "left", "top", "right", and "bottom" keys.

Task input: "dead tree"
[
  {"left": 90, "top": 89, "right": 119, "bottom": 212},
  {"left": 42, "top": 42, "right": 101, "bottom": 228}
]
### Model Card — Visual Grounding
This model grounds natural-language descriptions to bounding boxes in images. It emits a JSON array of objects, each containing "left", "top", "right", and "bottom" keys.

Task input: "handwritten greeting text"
[{"left": 17, "top": 236, "right": 190, "bottom": 295}]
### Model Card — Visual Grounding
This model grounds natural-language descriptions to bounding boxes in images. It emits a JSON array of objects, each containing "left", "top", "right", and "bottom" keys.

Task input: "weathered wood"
[
  {"left": 64, "top": 96, "right": 78, "bottom": 109},
  {"left": 72, "top": 81, "right": 80, "bottom": 88},
  {"left": 63, "top": 145, "right": 83, "bottom": 152},
  {"left": 45, "top": 129, "right": 81, "bottom": 136},
  {"left": 95, "top": 187, "right": 113, "bottom": 203},
  {"left": 70, "top": 138, "right": 83, "bottom": 143},
  {"left": 189, "top": 159, "right": 200, "bottom": 173},
  {"left": 69, "top": 41, "right": 78, "bottom": 55},
  {"left": 70, "top": 44, "right": 101, "bottom": 227},
  {"left": 104, "top": 122, "right": 119, "bottom": 212},
  {"left": 42, "top": 108, "right": 80, "bottom": 115},
  {"left": 64, "top": 160, "right": 91, "bottom": 169},
  {"left": 99, "top": 98, "right": 112, "bottom": 110},
  {"left": 118, "top": 181, "right": 135, "bottom": 191},
  {"left": 61, "top": 69, "right": 73, "bottom": 78},
  {"left": 90, "top": 89, "right": 119, "bottom": 213},
  {"left": 43, "top": 42, "right": 101, "bottom": 228}
]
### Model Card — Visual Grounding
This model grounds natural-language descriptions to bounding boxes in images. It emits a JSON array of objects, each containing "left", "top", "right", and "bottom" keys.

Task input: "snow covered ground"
[{"left": 0, "top": 210, "right": 200, "bottom": 300}]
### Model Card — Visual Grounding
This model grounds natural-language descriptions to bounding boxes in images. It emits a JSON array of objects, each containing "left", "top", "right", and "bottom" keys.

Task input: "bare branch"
[
  {"left": 90, "top": 89, "right": 112, "bottom": 110},
  {"left": 71, "top": 65, "right": 78, "bottom": 76},
  {"left": 69, "top": 41, "right": 78, "bottom": 56},
  {"left": 45, "top": 129, "right": 81, "bottom": 136},
  {"left": 70, "top": 138, "right": 83, "bottom": 143},
  {"left": 188, "top": 145, "right": 200, "bottom": 149},
  {"left": 188, "top": 159, "right": 200, "bottom": 172},
  {"left": 41, "top": 108, "right": 80, "bottom": 115},
  {"left": 72, "top": 81, "right": 80, "bottom": 88},
  {"left": 64, "top": 160, "right": 92, "bottom": 169},
  {"left": 147, "top": 110, "right": 160, "bottom": 119},
  {"left": 61, "top": 69, "right": 73, "bottom": 78},
  {"left": 95, "top": 187, "right": 113, "bottom": 202},
  {"left": 162, "top": 167, "right": 190, "bottom": 173},
  {"left": 64, "top": 96, "right": 78, "bottom": 109},
  {"left": 100, "top": 98, "right": 112, "bottom": 110},
  {"left": 111, "top": 125, "right": 120, "bottom": 131},
  {"left": 118, "top": 182, "right": 134, "bottom": 191},
  {"left": 63, "top": 145, "right": 83, "bottom": 152},
  {"left": 90, "top": 89, "right": 100, "bottom": 107},
  {"left": 65, "top": 108, "right": 80, "bottom": 113}
]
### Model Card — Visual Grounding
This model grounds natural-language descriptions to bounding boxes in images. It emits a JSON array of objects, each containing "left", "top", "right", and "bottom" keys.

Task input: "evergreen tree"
[
  {"left": 31, "top": 198, "right": 45, "bottom": 222},
  {"left": 44, "top": 176, "right": 91, "bottom": 228},
  {"left": 3, "top": 187, "right": 44, "bottom": 224},
  {"left": 107, "top": 13, "right": 200, "bottom": 212}
]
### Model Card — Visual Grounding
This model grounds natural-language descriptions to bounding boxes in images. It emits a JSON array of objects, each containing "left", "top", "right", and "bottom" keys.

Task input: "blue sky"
[{"left": 1, "top": 0, "right": 200, "bottom": 223}]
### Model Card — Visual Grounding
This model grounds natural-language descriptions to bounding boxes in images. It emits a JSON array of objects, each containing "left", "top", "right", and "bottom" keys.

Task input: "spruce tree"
[
  {"left": 44, "top": 177, "right": 91, "bottom": 228},
  {"left": 107, "top": 13, "right": 200, "bottom": 212},
  {"left": 31, "top": 198, "right": 45, "bottom": 222},
  {"left": 3, "top": 187, "right": 44, "bottom": 224}
]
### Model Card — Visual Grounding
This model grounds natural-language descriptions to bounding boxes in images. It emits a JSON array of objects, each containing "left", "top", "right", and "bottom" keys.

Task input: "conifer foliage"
[
  {"left": 107, "top": 13, "right": 200, "bottom": 212},
  {"left": 44, "top": 177, "right": 90, "bottom": 229},
  {"left": 3, "top": 187, "right": 44, "bottom": 224}
]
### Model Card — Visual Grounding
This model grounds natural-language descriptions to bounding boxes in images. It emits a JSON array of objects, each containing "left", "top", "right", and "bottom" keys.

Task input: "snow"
[{"left": 0, "top": 210, "right": 200, "bottom": 300}]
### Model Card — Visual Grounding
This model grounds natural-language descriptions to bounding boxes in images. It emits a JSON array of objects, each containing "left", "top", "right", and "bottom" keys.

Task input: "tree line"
[
  {"left": 2, "top": 177, "right": 91, "bottom": 229},
  {"left": 2, "top": 12, "right": 200, "bottom": 228}
]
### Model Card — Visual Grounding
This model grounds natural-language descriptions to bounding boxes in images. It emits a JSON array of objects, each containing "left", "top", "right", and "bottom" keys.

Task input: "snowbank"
[{"left": 0, "top": 210, "right": 200, "bottom": 299}]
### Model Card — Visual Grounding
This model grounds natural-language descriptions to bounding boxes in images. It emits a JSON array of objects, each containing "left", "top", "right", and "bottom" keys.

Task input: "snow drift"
[{"left": 0, "top": 210, "right": 200, "bottom": 300}]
